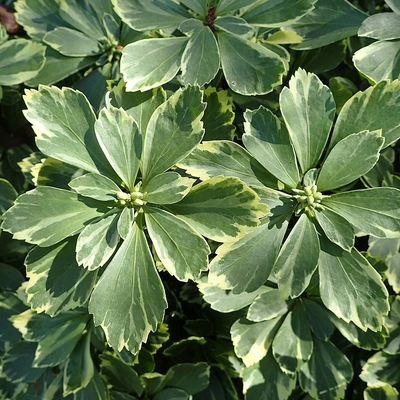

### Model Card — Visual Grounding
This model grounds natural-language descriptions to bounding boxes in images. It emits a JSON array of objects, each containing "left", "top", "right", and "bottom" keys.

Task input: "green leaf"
[
  {"left": 0, "top": 178, "right": 17, "bottom": 215},
  {"left": 1, "top": 187, "right": 107, "bottom": 247},
  {"left": 166, "top": 176, "right": 267, "bottom": 242},
  {"left": 231, "top": 316, "right": 283, "bottom": 366},
  {"left": 63, "top": 331, "right": 94, "bottom": 396},
  {"left": 89, "top": 222, "right": 167, "bottom": 353},
  {"left": 318, "top": 240, "right": 389, "bottom": 332},
  {"left": 243, "top": 105, "right": 300, "bottom": 188},
  {"left": 323, "top": 188, "right": 400, "bottom": 238},
  {"left": 242, "top": 351, "right": 297, "bottom": 400},
  {"left": 273, "top": 213, "right": 320, "bottom": 298},
  {"left": 177, "top": 140, "right": 274, "bottom": 187},
  {"left": 288, "top": 0, "right": 367, "bottom": 49},
  {"left": 100, "top": 353, "right": 144, "bottom": 395},
  {"left": 179, "top": 0, "right": 207, "bottom": 16},
  {"left": 0, "top": 263, "right": 24, "bottom": 292},
  {"left": 117, "top": 207, "right": 135, "bottom": 240},
  {"left": 247, "top": 287, "right": 290, "bottom": 322},
  {"left": 0, "top": 39, "right": 45, "bottom": 86},
  {"left": 214, "top": 16, "right": 254, "bottom": 37},
  {"left": 25, "top": 239, "right": 98, "bottom": 316},
  {"left": 144, "top": 206, "right": 210, "bottom": 281},
  {"left": 76, "top": 212, "right": 120, "bottom": 270},
  {"left": 74, "top": 368, "right": 109, "bottom": 400},
  {"left": 299, "top": 337, "right": 353, "bottom": 400},
  {"left": 317, "top": 130, "right": 384, "bottom": 192},
  {"left": 43, "top": 27, "right": 103, "bottom": 56},
  {"left": 142, "top": 172, "right": 195, "bottom": 205},
  {"left": 314, "top": 206, "right": 354, "bottom": 252},
  {"left": 217, "top": 31, "right": 285, "bottom": 95},
  {"left": 180, "top": 25, "right": 220, "bottom": 86},
  {"left": 272, "top": 302, "right": 313, "bottom": 376},
  {"left": 95, "top": 105, "right": 142, "bottom": 191},
  {"left": 386, "top": 0, "right": 400, "bottom": 14},
  {"left": 142, "top": 85, "right": 206, "bottom": 183},
  {"left": 280, "top": 69, "right": 336, "bottom": 174},
  {"left": 198, "top": 280, "right": 270, "bottom": 312},
  {"left": 121, "top": 37, "right": 188, "bottom": 92},
  {"left": 112, "top": 0, "right": 191, "bottom": 31},
  {"left": 359, "top": 13, "right": 400, "bottom": 40},
  {"left": 164, "top": 362, "right": 210, "bottom": 395},
  {"left": 0, "top": 292, "right": 26, "bottom": 342},
  {"left": 23, "top": 86, "right": 116, "bottom": 178},
  {"left": 242, "top": 0, "right": 317, "bottom": 27},
  {"left": 331, "top": 79, "right": 400, "bottom": 149},
  {"left": 216, "top": 0, "right": 257, "bottom": 15},
  {"left": 303, "top": 299, "right": 334, "bottom": 341},
  {"left": 153, "top": 388, "right": 189, "bottom": 400},
  {"left": 208, "top": 218, "right": 288, "bottom": 293},
  {"left": 360, "top": 351, "right": 400, "bottom": 386},
  {"left": 364, "top": 385, "right": 400, "bottom": 400}
]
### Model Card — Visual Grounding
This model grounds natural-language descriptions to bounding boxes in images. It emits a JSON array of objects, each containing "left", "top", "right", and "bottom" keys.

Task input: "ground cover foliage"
[{"left": 0, "top": 0, "right": 400, "bottom": 399}]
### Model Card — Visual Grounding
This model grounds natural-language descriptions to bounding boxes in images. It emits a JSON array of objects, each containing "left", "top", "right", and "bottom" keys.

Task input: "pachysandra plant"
[
  {"left": 1, "top": 84, "right": 266, "bottom": 354},
  {"left": 112, "top": 0, "right": 318, "bottom": 95}
]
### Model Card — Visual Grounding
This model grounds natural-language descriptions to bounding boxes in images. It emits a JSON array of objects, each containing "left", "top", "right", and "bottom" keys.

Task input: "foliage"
[{"left": 1, "top": 0, "right": 400, "bottom": 399}]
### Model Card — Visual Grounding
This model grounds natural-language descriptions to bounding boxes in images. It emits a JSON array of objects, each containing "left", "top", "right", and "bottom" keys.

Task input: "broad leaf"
[
  {"left": 142, "top": 85, "right": 205, "bottom": 183},
  {"left": 179, "top": 0, "right": 207, "bottom": 16},
  {"left": 0, "top": 39, "right": 45, "bottom": 85},
  {"left": 89, "top": 222, "right": 167, "bottom": 353},
  {"left": 358, "top": 13, "right": 400, "bottom": 40},
  {"left": 69, "top": 173, "right": 121, "bottom": 202},
  {"left": 95, "top": 105, "right": 142, "bottom": 191},
  {"left": 112, "top": 0, "right": 191, "bottom": 31},
  {"left": 117, "top": 207, "right": 135, "bottom": 240},
  {"left": 243, "top": 105, "right": 300, "bottom": 188},
  {"left": 303, "top": 299, "right": 334, "bottom": 341},
  {"left": 314, "top": 206, "right": 354, "bottom": 251},
  {"left": 43, "top": 27, "right": 103, "bottom": 56},
  {"left": 331, "top": 80, "right": 400, "bottom": 149},
  {"left": 288, "top": 0, "right": 367, "bottom": 49},
  {"left": 386, "top": 0, "right": 400, "bottom": 14},
  {"left": 0, "top": 179, "right": 17, "bottom": 215},
  {"left": 247, "top": 288, "right": 290, "bottom": 322},
  {"left": 1, "top": 187, "right": 107, "bottom": 247},
  {"left": 25, "top": 239, "right": 97, "bottom": 316},
  {"left": 272, "top": 302, "right": 313, "bottom": 375},
  {"left": 23, "top": 86, "right": 116, "bottom": 178},
  {"left": 317, "top": 130, "right": 384, "bottom": 191},
  {"left": 142, "top": 172, "right": 195, "bottom": 205},
  {"left": 144, "top": 206, "right": 210, "bottom": 281},
  {"left": 299, "top": 337, "right": 353, "bottom": 400},
  {"left": 273, "top": 213, "right": 320, "bottom": 298},
  {"left": 208, "top": 218, "right": 288, "bottom": 293},
  {"left": 364, "top": 385, "right": 400, "bottom": 400},
  {"left": 231, "top": 316, "right": 283, "bottom": 366},
  {"left": 121, "top": 37, "right": 188, "bottom": 92},
  {"left": 360, "top": 351, "right": 400, "bottom": 386},
  {"left": 177, "top": 140, "right": 274, "bottom": 187},
  {"left": 323, "top": 188, "right": 400, "bottom": 238},
  {"left": 242, "top": 351, "right": 297, "bottom": 400},
  {"left": 216, "top": 0, "right": 257, "bottom": 15},
  {"left": 166, "top": 176, "right": 267, "bottom": 242},
  {"left": 217, "top": 30, "right": 285, "bottom": 95},
  {"left": 63, "top": 331, "right": 94, "bottom": 396},
  {"left": 242, "top": 0, "right": 317, "bottom": 27},
  {"left": 214, "top": 16, "right": 254, "bottom": 38},
  {"left": 318, "top": 240, "right": 389, "bottom": 332},
  {"left": 180, "top": 25, "right": 220, "bottom": 85},
  {"left": 76, "top": 212, "right": 120, "bottom": 270},
  {"left": 280, "top": 69, "right": 335, "bottom": 174}
]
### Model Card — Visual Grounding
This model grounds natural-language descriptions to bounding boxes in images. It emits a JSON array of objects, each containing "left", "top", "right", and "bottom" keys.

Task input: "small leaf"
[
  {"left": 319, "top": 240, "right": 389, "bottom": 332},
  {"left": 166, "top": 176, "right": 268, "bottom": 242},
  {"left": 142, "top": 85, "right": 206, "bottom": 183},
  {"left": 121, "top": 37, "right": 188, "bottom": 92},
  {"left": 217, "top": 30, "right": 285, "bottom": 95},
  {"left": 273, "top": 213, "right": 320, "bottom": 298},
  {"left": 143, "top": 172, "right": 195, "bottom": 205},
  {"left": 360, "top": 351, "right": 400, "bottom": 386},
  {"left": 0, "top": 179, "right": 18, "bottom": 215},
  {"left": 216, "top": 0, "right": 257, "bottom": 15},
  {"left": 144, "top": 206, "right": 210, "bottom": 281},
  {"left": 299, "top": 337, "right": 353, "bottom": 400},
  {"left": 89, "top": 223, "right": 167, "bottom": 353},
  {"left": 95, "top": 105, "right": 142, "bottom": 191},
  {"left": 364, "top": 385, "right": 400, "bottom": 400},
  {"left": 317, "top": 130, "right": 384, "bottom": 191},
  {"left": 231, "top": 316, "right": 283, "bottom": 366},
  {"left": 208, "top": 218, "right": 288, "bottom": 293},
  {"left": 69, "top": 173, "right": 121, "bottom": 202},
  {"left": 243, "top": 105, "right": 300, "bottom": 188},
  {"left": 2, "top": 187, "right": 107, "bottom": 247},
  {"left": 180, "top": 25, "right": 220, "bottom": 86},
  {"left": 303, "top": 298, "right": 334, "bottom": 341},
  {"left": 247, "top": 288, "right": 290, "bottom": 322},
  {"left": 323, "top": 188, "right": 400, "bottom": 239},
  {"left": 280, "top": 69, "right": 336, "bottom": 174},
  {"left": 214, "top": 16, "right": 254, "bottom": 37}
]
